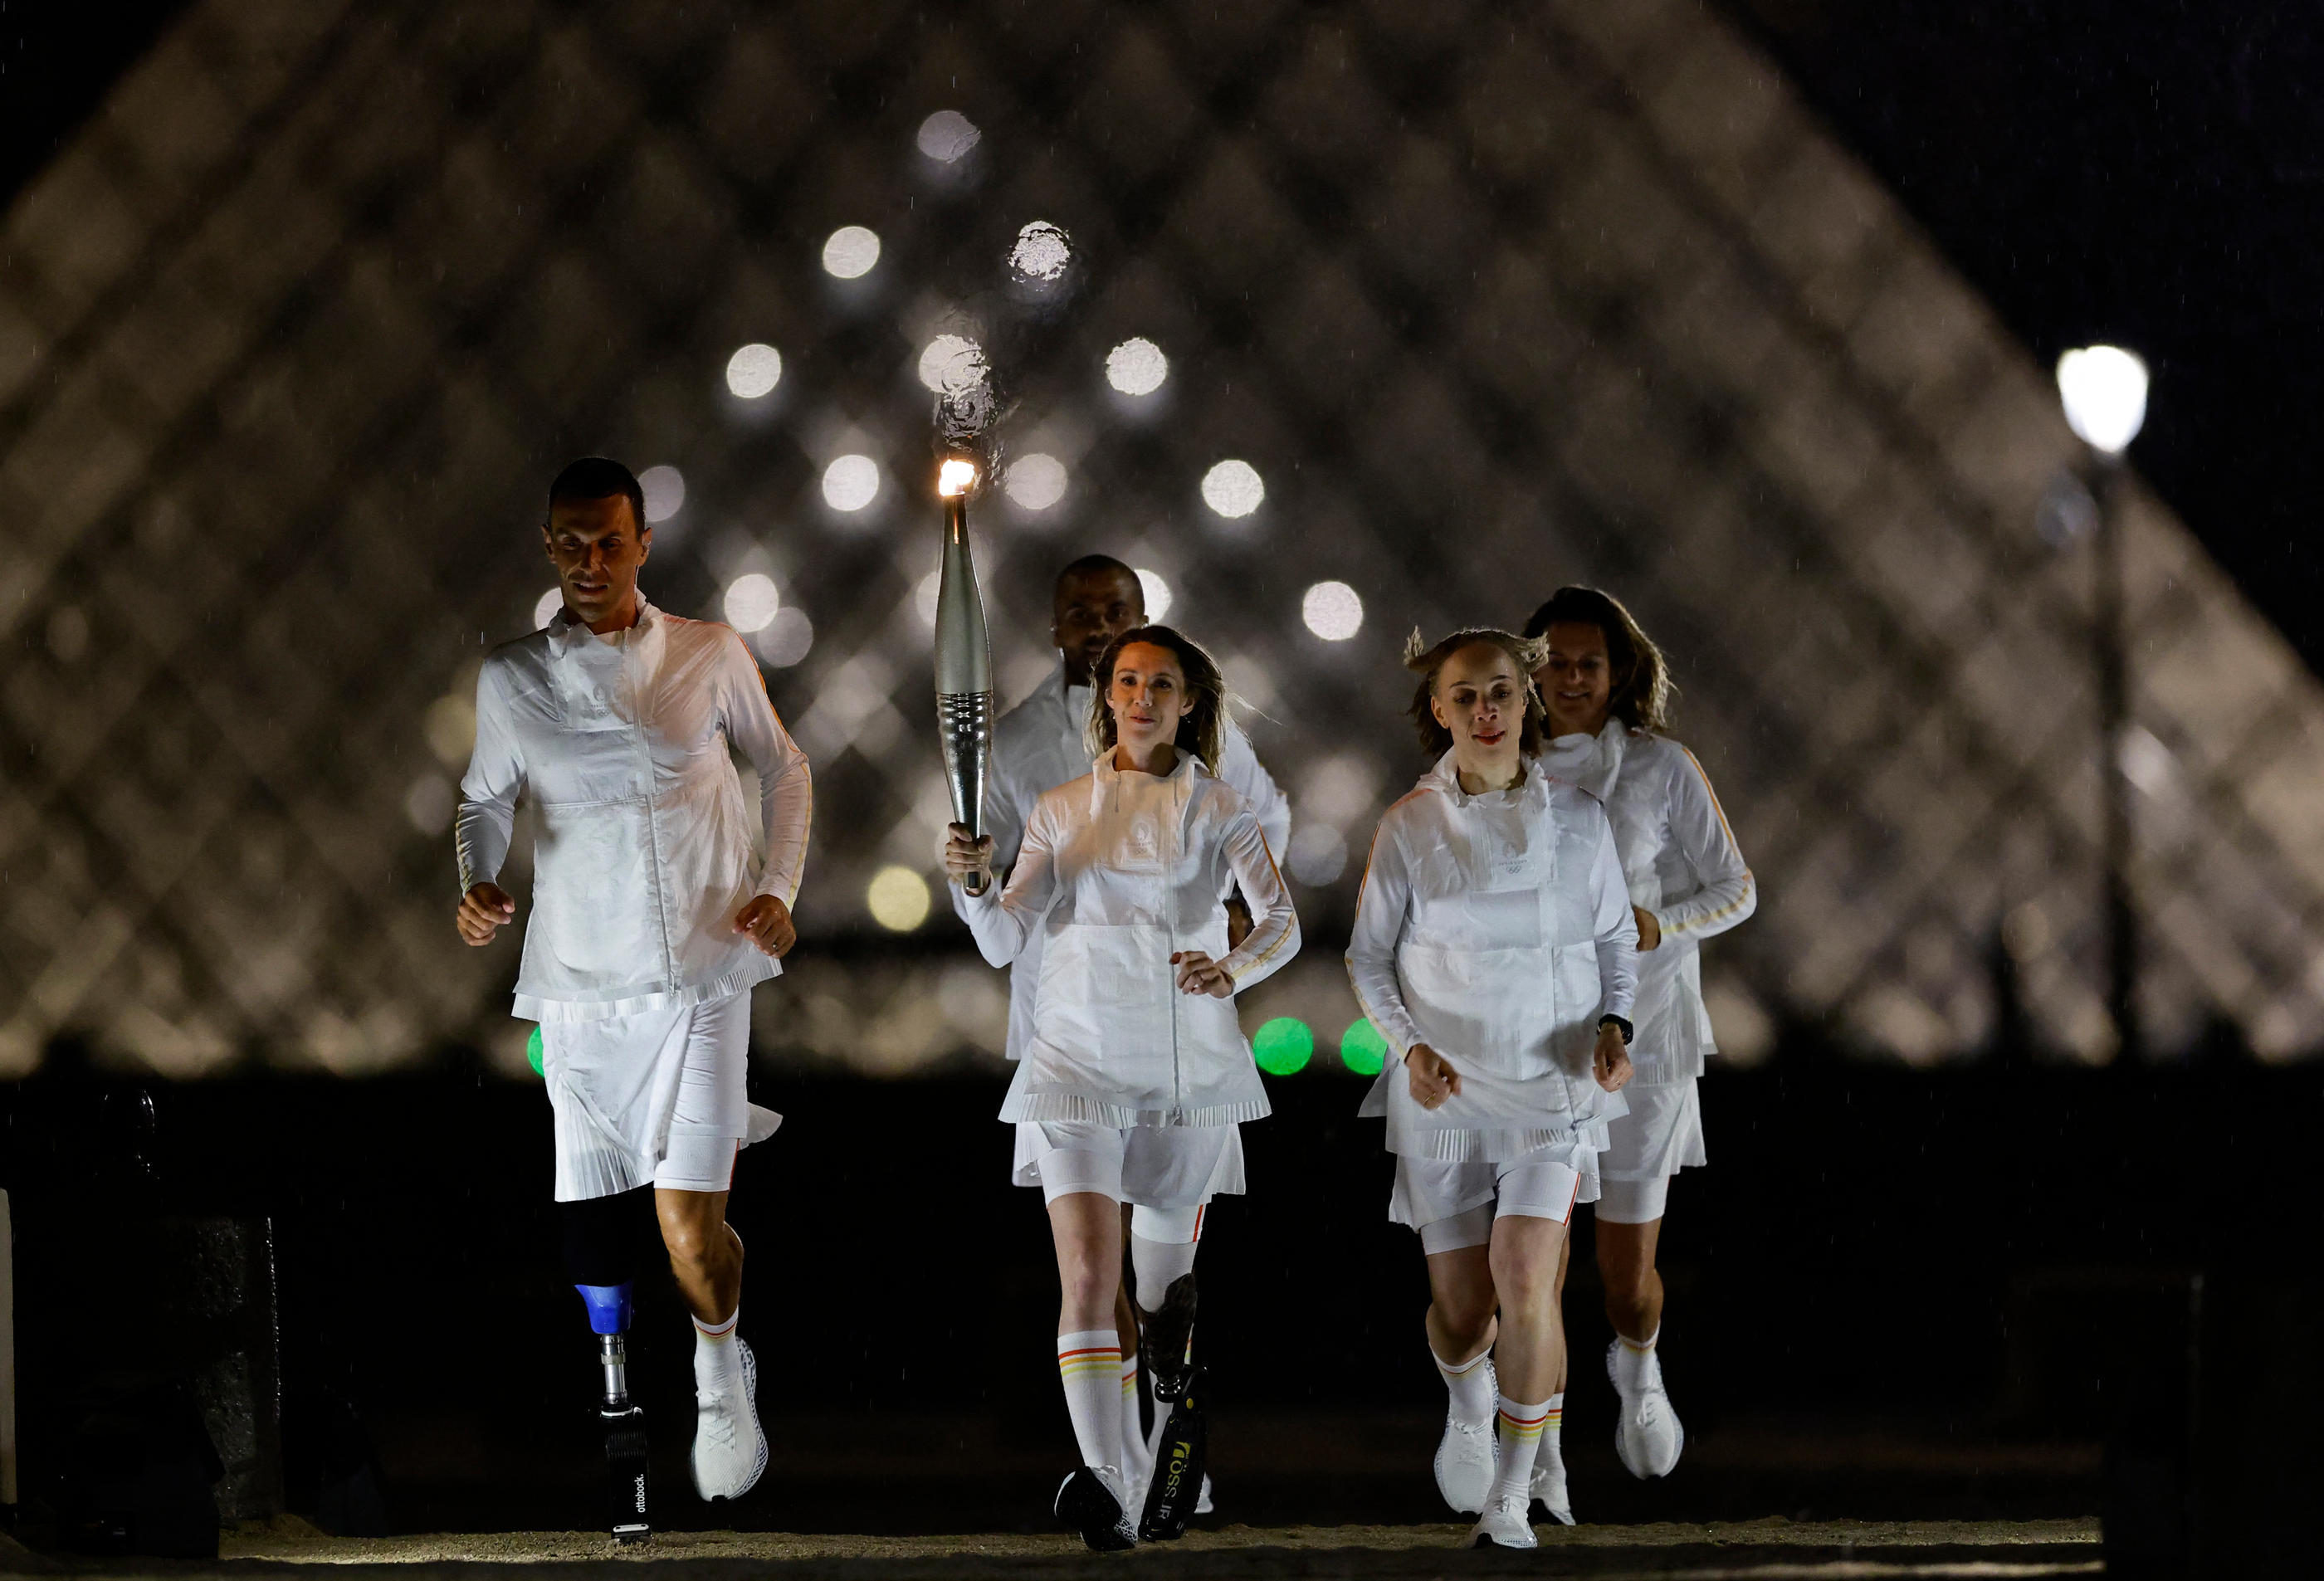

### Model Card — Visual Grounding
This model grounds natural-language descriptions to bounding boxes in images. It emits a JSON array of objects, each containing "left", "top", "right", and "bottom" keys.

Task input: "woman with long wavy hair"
[
  {"left": 945, "top": 625, "right": 1299, "bottom": 1550},
  {"left": 1526, "top": 586, "right": 1755, "bottom": 1491}
]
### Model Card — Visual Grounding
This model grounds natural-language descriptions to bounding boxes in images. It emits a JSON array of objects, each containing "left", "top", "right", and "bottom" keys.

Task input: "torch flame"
[{"left": 937, "top": 459, "right": 978, "bottom": 497}]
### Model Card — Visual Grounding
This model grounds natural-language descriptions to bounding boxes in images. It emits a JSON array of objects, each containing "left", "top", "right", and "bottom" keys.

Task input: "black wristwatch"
[{"left": 1598, "top": 1014, "right": 1633, "bottom": 1046}]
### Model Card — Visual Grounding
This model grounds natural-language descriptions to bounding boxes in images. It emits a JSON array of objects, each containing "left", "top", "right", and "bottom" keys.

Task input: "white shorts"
[
  {"left": 1594, "top": 1077, "right": 1703, "bottom": 1224},
  {"left": 1392, "top": 1137, "right": 1599, "bottom": 1250},
  {"left": 1596, "top": 1174, "right": 1670, "bottom": 1225},
  {"left": 1599, "top": 1078, "right": 1705, "bottom": 1183},
  {"left": 541, "top": 992, "right": 771, "bottom": 1201},
  {"left": 1013, "top": 1120, "right": 1246, "bottom": 1209}
]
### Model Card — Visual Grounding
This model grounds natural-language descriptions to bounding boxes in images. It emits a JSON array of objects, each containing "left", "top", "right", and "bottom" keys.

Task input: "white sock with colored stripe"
[
  {"left": 1612, "top": 1326, "right": 1662, "bottom": 1393},
  {"left": 1433, "top": 1346, "right": 1494, "bottom": 1426},
  {"left": 693, "top": 1305, "right": 743, "bottom": 1398},
  {"left": 1490, "top": 1393, "right": 1553, "bottom": 1504},
  {"left": 1057, "top": 1330, "right": 1125, "bottom": 1474},
  {"left": 1120, "top": 1350, "right": 1152, "bottom": 1489},
  {"left": 1537, "top": 1392, "right": 1566, "bottom": 1478}
]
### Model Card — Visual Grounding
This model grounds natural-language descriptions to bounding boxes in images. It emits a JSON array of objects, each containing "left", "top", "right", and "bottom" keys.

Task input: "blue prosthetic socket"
[{"left": 575, "top": 1282, "right": 634, "bottom": 1336}]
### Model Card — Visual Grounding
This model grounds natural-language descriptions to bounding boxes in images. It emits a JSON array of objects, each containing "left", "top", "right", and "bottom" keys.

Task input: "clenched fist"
[
  {"left": 1593, "top": 1022, "right": 1633, "bottom": 1092},
  {"left": 1404, "top": 1042, "right": 1462, "bottom": 1110},
  {"left": 942, "top": 822, "right": 996, "bottom": 892},
  {"left": 456, "top": 882, "right": 515, "bottom": 945},
  {"left": 733, "top": 894, "right": 796, "bottom": 958}
]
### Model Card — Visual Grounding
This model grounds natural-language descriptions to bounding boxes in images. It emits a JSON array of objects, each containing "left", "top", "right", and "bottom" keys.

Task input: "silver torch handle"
[{"left": 935, "top": 479, "right": 994, "bottom": 896}]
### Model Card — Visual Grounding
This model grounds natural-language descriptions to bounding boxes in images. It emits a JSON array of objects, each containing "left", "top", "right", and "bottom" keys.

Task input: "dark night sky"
[
  {"left": 5, "top": 2, "right": 2318, "bottom": 668},
  {"left": 1732, "top": 0, "right": 2324, "bottom": 669}
]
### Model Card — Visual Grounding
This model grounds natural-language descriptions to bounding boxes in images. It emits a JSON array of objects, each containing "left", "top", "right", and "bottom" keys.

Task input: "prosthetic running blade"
[
  {"left": 603, "top": 1396, "right": 650, "bottom": 1543},
  {"left": 1139, "top": 1365, "right": 1207, "bottom": 1542}
]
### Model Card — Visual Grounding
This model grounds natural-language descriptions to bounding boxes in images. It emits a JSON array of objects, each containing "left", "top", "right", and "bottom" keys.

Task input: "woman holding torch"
[
  {"left": 1346, "top": 627, "right": 1637, "bottom": 1547},
  {"left": 944, "top": 626, "right": 1299, "bottom": 1551}
]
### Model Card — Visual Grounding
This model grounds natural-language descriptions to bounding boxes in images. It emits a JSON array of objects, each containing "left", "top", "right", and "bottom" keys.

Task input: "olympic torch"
[{"left": 934, "top": 456, "right": 994, "bottom": 895}]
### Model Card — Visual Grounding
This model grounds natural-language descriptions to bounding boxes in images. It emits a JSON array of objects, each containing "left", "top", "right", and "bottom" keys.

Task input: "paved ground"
[{"left": 105, "top": 1515, "right": 2102, "bottom": 1579}]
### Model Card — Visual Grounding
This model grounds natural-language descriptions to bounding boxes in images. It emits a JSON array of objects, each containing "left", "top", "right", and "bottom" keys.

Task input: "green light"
[
  {"left": 1252, "top": 1017, "right": 1313, "bottom": 1076},
  {"left": 1339, "top": 1018, "right": 1389, "bottom": 1076},
  {"left": 526, "top": 1023, "right": 544, "bottom": 1077}
]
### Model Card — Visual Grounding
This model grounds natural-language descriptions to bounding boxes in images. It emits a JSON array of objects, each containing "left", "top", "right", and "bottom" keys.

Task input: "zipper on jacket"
[{"left": 623, "top": 627, "right": 677, "bottom": 988}]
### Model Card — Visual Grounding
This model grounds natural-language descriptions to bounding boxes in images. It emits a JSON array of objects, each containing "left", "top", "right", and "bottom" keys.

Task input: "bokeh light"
[
  {"left": 403, "top": 774, "right": 453, "bottom": 837},
  {"left": 1009, "top": 221, "right": 1072, "bottom": 282},
  {"left": 754, "top": 606, "right": 814, "bottom": 667},
  {"left": 534, "top": 587, "right": 564, "bottom": 629},
  {"left": 1301, "top": 580, "right": 1364, "bottom": 641},
  {"left": 867, "top": 866, "right": 933, "bottom": 931},
  {"left": 915, "top": 570, "right": 943, "bottom": 627},
  {"left": 639, "top": 465, "right": 685, "bottom": 523},
  {"left": 1005, "top": 453, "right": 1067, "bottom": 510},
  {"left": 1339, "top": 1019, "right": 1389, "bottom": 1076},
  {"left": 1253, "top": 1016, "right": 1314, "bottom": 1075},
  {"left": 1106, "top": 337, "right": 1169, "bottom": 396},
  {"left": 822, "top": 226, "right": 881, "bottom": 279},
  {"left": 918, "top": 334, "right": 988, "bottom": 394},
  {"left": 1135, "top": 568, "right": 1173, "bottom": 621},
  {"left": 725, "top": 343, "right": 783, "bottom": 398},
  {"left": 823, "top": 454, "right": 880, "bottom": 511},
  {"left": 916, "top": 110, "right": 981, "bottom": 163},
  {"left": 722, "top": 573, "right": 780, "bottom": 632},
  {"left": 1286, "top": 824, "right": 1348, "bottom": 886},
  {"left": 1202, "top": 459, "right": 1264, "bottom": 518},
  {"left": 423, "top": 695, "right": 475, "bottom": 764}
]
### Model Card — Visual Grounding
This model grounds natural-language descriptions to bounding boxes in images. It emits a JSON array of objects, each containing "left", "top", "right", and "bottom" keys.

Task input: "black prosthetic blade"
[
  {"left": 603, "top": 1406, "right": 650, "bottom": 1542},
  {"left": 1145, "top": 1271, "right": 1199, "bottom": 1402},
  {"left": 1139, "top": 1369, "right": 1207, "bottom": 1542}
]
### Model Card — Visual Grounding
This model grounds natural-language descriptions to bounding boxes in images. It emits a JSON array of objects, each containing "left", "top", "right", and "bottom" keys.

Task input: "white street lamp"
[
  {"left": 2053, "top": 341, "right": 2151, "bottom": 1061},
  {"left": 2055, "top": 345, "right": 2148, "bottom": 456}
]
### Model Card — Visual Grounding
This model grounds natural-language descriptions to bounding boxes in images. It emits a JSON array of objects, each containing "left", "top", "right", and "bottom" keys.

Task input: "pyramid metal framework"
[{"left": 2, "top": 0, "right": 2321, "bottom": 1078}]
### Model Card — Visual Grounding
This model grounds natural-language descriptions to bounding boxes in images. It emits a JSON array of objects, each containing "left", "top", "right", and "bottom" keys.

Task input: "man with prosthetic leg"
[{"left": 455, "top": 458, "right": 813, "bottom": 1537}]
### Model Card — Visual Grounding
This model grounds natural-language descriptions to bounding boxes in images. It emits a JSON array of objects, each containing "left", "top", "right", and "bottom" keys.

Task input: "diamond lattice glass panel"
[{"left": 0, "top": 0, "right": 2320, "bottom": 1075}]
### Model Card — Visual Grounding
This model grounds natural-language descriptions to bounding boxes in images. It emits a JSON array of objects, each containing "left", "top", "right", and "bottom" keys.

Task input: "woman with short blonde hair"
[{"left": 1348, "top": 626, "right": 1638, "bottom": 1547}]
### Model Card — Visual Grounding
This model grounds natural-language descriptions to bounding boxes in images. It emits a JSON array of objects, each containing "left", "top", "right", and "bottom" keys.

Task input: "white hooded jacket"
[
  {"left": 1348, "top": 752, "right": 1638, "bottom": 1161},
  {"left": 1539, "top": 721, "right": 1754, "bottom": 1084},
  {"left": 953, "top": 664, "right": 1290, "bottom": 1061},
  {"left": 456, "top": 599, "right": 813, "bottom": 1021},
  {"left": 960, "top": 749, "right": 1300, "bottom": 1128}
]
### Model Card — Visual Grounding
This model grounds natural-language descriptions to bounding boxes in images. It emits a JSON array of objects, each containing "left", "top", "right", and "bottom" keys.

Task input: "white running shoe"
[
  {"left": 1467, "top": 1491, "right": 1537, "bottom": 1549},
  {"left": 1529, "top": 1448, "right": 1575, "bottom": 1525},
  {"left": 1433, "top": 1413, "right": 1497, "bottom": 1514},
  {"left": 691, "top": 1339, "right": 769, "bottom": 1501},
  {"left": 1607, "top": 1339, "right": 1685, "bottom": 1479},
  {"left": 1194, "top": 1473, "right": 1214, "bottom": 1515}
]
